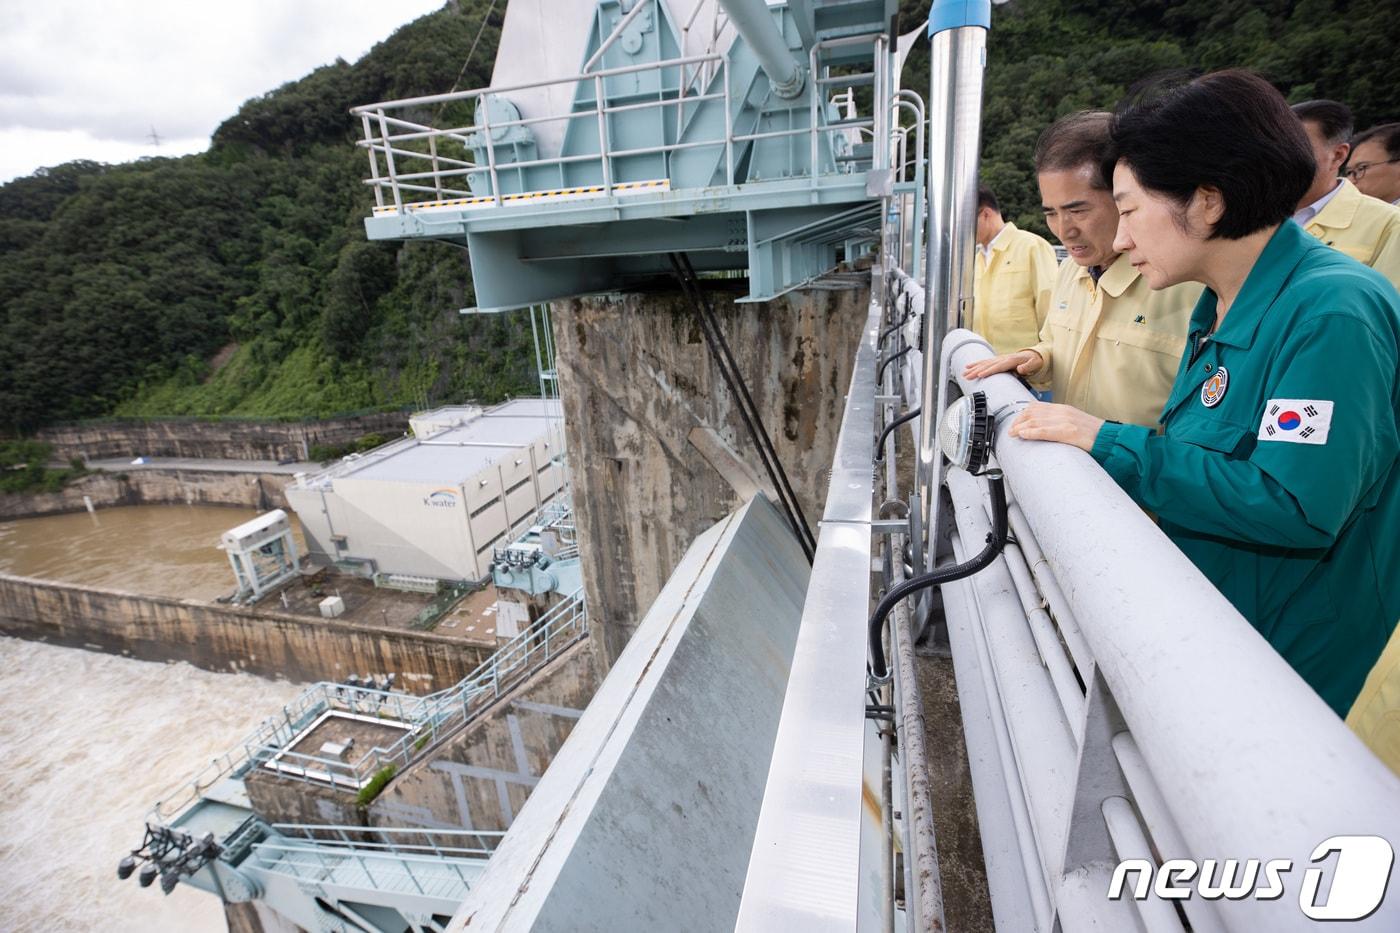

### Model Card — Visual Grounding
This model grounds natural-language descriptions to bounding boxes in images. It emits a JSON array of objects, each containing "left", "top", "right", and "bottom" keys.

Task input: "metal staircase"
[{"left": 127, "top": 589, "right": 588, "bottom": 929}]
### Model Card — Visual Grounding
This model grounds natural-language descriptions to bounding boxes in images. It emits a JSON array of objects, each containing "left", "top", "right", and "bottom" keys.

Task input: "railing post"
[
  {"left": 375, "top": 109, "right": 404, "bottom": 212},
  {"left": 428, "top": 134, "right": 444, "bottom": 200},
  {"left": 723, "top": 57, "right": 734, "bottom": 185},
  {"left": 594, "top": 75, "right": 613, "bottom": 191},
  {"left": 477, "top": 97, "right": 502, "bottom": 206},
  {"left": 360, "top": 113, "right": 385, "bottom": 209},
  {"left": 808, "top": 43, "right": 820, "bottom": 185},
  {"left": 918, "top": 1, "right": 990, "bottom": 570}
]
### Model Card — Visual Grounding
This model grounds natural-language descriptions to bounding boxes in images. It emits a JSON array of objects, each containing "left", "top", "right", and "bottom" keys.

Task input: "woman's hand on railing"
[
  {"left": 963, "top": 349, "right": 1044, "bottom": 380},
  {"left": 1008, "top": 402, "right": 1104, "bottom": 453}
]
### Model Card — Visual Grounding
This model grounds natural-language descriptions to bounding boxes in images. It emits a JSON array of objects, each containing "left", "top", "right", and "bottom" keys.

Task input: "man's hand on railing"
[
  {"left": 963, "top": 348, "right": 1044, "bottom": 380},
  {"left": 1008, "top": 402, "right": 1104, "bottom": 453}
]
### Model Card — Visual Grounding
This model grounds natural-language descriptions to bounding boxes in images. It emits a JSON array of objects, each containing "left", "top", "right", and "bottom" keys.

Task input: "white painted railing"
[
  {"left": 349, "top": 27, "right": 888, "bottom": 213},
  {"left": 151, "top": 588, "right": 587, "bottom": 820},
  {"left": 937, "top": 328, "right": 1400, "bottom": 931},
  {"left": 739, "top": 263, "right": 1400, "bottom": 931}
]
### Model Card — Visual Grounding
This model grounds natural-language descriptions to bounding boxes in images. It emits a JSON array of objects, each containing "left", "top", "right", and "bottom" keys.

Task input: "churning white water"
[{"left": 0, "top": 637, "right": 302, "bottom": 932}]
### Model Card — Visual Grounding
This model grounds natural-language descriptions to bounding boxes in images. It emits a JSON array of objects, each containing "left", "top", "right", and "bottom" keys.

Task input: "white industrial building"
[{"left": 285, "top": 399, "right": 566, "bottom": 583}]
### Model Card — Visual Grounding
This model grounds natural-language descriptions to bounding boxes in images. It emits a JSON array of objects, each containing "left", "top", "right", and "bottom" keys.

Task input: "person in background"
[
  {"left": 963, "top": 113, "right": 1198, "bottom": 430},
  {"left": 970, "top": 184, "right": 1058, "bottom": 356},
  {"left": 1291, "top": 100, "right": 1400, "bottom": 290},
  {"left": 1008, "top": 70, "right": 1399, "bottom": 720},
  {"left": 1348, "top": 122, "right": 1400, "bottom": 206}
]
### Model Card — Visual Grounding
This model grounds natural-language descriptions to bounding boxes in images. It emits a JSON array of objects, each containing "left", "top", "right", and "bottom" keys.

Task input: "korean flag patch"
[{"left": 1258, "top": 399, "right": 1333, "bottom": 445}]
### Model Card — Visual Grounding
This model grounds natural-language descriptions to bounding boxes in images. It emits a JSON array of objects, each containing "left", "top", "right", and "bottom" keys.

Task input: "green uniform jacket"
[{"left": 1090, "top": 221, "right": 1400, "bottom": 715}]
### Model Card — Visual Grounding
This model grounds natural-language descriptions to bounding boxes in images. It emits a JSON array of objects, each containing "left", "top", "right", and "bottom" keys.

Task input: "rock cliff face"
[
  {"left": 0, "top": 467, "right": 291, "bottom": 520},
  {"left": 552, "top": 277, "right": 868, "bottom": 668},
  {"left": 35, "top": 411, "right": 409, "bottom": 462}
]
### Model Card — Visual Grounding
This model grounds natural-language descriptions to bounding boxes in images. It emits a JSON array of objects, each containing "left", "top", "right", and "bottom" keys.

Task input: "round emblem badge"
[{"left": 1200, "top": 367, "right": 1229, "bottom": 408}]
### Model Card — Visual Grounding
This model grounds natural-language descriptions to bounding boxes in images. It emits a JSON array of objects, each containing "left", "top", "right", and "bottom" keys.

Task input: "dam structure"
[{"left": 125, "top": 1, "right": 1400, "bottom": 931}]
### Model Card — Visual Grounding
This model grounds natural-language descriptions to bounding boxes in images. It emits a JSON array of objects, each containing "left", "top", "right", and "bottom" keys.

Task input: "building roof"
[
  {"left": 484, "top": 398, "right": 564, "bottom": 420},
  {"left": 304, "top": 398, "right": 562, "bottom": 488}
]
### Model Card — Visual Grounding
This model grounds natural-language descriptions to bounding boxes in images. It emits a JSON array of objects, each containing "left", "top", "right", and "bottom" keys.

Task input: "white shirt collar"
[
  {"left": 1293, "top": 178, "right": 1345, "bottom": 226},
  {"left": 978, "top": 223, "right": 1008, "bottom": 261}
]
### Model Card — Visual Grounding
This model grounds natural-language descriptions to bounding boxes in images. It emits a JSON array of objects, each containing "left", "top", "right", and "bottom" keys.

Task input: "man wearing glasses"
[
  {"left": 1292, "top": 103, "right": 1400, "bottom": 290},
  {"left": 1349, "top": 122, "right": 1400, "bottom": 207}
]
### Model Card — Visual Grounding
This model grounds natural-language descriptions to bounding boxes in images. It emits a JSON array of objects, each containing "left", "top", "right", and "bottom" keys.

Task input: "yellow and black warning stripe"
[{"left": 371, "top": 178, "right": 671, "bottom": 216}]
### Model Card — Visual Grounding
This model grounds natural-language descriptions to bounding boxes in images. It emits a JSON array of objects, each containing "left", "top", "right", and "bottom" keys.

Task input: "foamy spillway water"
[{"left": 0, "top": 637, "right": 302, "bottom": 932}]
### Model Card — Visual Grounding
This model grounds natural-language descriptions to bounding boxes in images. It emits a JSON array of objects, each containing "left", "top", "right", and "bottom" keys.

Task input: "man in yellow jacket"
[
  {"left": 1349, "top": 122, "right": 1400, "bottom": 207},
  {"left": 970, "top": 185, "right": 1058, "bottom": 355},
  {"left": 1292, "top": 101, "right": 1400, "bottom": 290},
  {"left": 964, "top": 112, "right": 1198, "bottom": 430}
]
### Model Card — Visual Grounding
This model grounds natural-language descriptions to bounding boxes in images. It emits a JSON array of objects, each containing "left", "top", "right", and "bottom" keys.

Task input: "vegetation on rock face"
[
  {"left": 2, "top": 1, "right": 1395, "bottom": 433},
  {"left": 0, "top": 440, "right": 87, "bottom": 494},
  {"left": 356, "top": 763, "right": 399, "bottom": 808}
]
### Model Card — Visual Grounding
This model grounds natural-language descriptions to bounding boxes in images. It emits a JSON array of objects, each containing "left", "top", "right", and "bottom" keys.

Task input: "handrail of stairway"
[{"left": 150, "top": 587, "right": 587, "bottom": 822}]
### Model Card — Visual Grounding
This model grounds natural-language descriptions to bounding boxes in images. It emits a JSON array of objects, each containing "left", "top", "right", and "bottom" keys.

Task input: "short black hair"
[
  {"left": 1352, "top": 122, "right": 1400, "bottom": 159},
  {"left": 1034, "top": 111, "right": 1113, "bottom": 189},
  {"left": 977, "top": 185, "right": 1000, "bottom": 214},
  {"left": 1292, "top": 100, "right": 1353, "bottom": 146},
  {"left": 1108, "top": 70, "right": 1314, "bottom": 240}
]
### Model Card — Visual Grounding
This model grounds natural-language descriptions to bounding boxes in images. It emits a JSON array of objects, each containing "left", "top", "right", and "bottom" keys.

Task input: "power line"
[{"left": 436, "top": 0, "right": 499, "bottom": 121}]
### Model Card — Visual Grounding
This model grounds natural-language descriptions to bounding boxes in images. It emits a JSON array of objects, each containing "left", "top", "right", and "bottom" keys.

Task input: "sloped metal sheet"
[{"left": 448, "top": 493, "right": 809, "bottom": 931}]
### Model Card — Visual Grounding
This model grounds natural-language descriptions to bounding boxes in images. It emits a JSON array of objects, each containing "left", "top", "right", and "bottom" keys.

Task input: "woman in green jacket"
[{"left": 1006, "top": 70, "right": 1400, "bottom": 716}]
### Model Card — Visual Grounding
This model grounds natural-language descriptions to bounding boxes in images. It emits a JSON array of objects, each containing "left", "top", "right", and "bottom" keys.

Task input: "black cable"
[
  {"left": 878, "top": 314, "right": 909, "bottom": 347},
  {"left": 877, "top": 344, "right": 912, "bottom": 385},
  {"left": 666, "top": 254, "right": 815, "bottom": 562},
  {"left": 674, "top": 253, "right": 815, "bottom": 555},
  {"left": 874, "top": 407, "right": 921, "bottom": 463},
  {"left": 868, "top": 473, "right": 1008, "bottom": 682}
]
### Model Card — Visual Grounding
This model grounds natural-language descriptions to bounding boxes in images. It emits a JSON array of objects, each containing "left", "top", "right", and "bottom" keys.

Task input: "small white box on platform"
[{"left": 319, "top": 596, "right": 345, "bottom": 618}]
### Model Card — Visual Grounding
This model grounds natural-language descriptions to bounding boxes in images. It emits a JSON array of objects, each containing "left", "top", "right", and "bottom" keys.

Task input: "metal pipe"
[
  {"left": 716, "top": 0, "right": 805, "bottom": 99},
  {"left": 887, "top": 528, "right": 949, "bottom": 932},
  {"left": 945, "top": 330, "right": 1400, "bottom": 930},
  {"left": 918, "top": 5, "right": 989, "bottom": 570}
]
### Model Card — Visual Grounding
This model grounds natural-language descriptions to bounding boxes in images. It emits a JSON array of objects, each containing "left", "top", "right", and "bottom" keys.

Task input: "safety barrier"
[
  {"left": 349, "top": 0, "right": 889, "bottom": 214},
  {"left": 151, "top": 588, "right": 586, "bottom": 819}
]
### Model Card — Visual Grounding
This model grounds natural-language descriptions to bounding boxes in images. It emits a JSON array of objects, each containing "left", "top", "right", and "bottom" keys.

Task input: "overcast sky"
[{"left": 0, "top": 0, "right": 448, "bottom": 183}]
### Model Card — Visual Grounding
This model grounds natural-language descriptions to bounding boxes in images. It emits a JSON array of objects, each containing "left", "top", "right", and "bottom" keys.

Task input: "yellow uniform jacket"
[
  {"left": 1025, "top": 254, "right": 1198, "bottom": 430},
  {"left": 1302, "top": 179, "right": 1400, "bottom": 292},
  {"left": 970, "top": 222, "right": 1058, "bottom": 355}
]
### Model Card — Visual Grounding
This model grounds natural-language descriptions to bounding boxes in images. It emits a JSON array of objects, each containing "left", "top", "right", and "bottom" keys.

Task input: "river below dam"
[
  {"left": 0, "top": 637, "right": 302, "bottom": 932},
  {"left": 0, "top": 503, "right": 303, "bottom": 601}
]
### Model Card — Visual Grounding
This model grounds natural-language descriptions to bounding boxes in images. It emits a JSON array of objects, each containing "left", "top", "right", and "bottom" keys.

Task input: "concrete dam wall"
[
  {"left": 0, "top": 573, "right": 491, "bottom": 690},
  {"left": 0, "top": 467, "right": 293, "bottom": 520}
]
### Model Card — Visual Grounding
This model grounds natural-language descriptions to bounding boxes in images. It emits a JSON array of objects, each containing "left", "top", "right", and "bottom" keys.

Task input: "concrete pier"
[{"left": 553, "top": 275, "right": 868, "bottom": 668}]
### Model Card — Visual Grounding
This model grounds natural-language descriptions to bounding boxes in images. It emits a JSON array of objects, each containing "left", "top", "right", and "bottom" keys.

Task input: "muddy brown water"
[{"left": 0, "top": 504, "right": 304, "bottom": 600}]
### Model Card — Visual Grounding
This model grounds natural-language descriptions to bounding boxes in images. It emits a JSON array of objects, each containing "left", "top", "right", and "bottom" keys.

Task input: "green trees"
[
  {"left": 0, "top": 0, "right": 517, "bottom": 432},
  {"left": 3, "top": 1, "right": 1395, "bottom": 432},
  {"left": 898, "top": 0, "right": 1400, "bottom": 236}
]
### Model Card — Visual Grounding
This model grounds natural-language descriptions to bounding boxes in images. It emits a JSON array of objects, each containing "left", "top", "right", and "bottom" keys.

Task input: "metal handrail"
[
  {"left": 152, "top": 588, "right": 587, "bottom": 821},
  {"left": 929, "top": 329, "right": 1400, "bottom": 931},
  {"left": 352, "top": 31, "right": 890, "bottom": 213},
  {"left": 270, "top": 823, "right": 504, "bottom": 859},
  {"left": 254, "top": 588, "right": 587, "bottom": 790}
]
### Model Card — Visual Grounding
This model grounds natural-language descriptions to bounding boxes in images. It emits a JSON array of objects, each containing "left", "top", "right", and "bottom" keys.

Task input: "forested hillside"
[
  {"left": 0, "top": 0, "right": 523, "bottom": 432},
  {"left": 1, "top": 0, "right": 1395, "bottom": 432}
]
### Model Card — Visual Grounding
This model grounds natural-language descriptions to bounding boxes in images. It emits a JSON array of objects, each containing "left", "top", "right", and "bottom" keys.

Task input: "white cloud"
[{"left": 0, "top": 0, "right": 449, "bottom": 182}]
